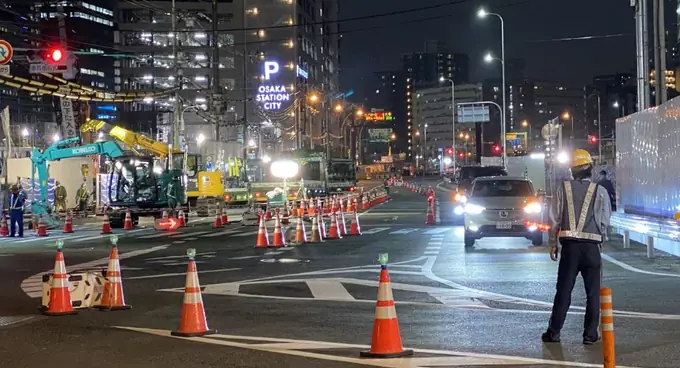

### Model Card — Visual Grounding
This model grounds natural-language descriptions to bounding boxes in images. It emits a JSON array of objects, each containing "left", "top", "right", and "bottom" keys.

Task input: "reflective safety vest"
[{"left": 558, "top": 180, "right": 603, "bottom": 243}]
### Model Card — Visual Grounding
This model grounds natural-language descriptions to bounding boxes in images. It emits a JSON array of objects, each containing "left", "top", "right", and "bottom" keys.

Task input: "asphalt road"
[{"left": 1, "top": 178, "right": 679, "bottom": 367}]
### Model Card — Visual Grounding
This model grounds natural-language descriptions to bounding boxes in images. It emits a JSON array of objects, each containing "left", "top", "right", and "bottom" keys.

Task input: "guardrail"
[{"left": 610, "top": 212, "right": 680, "bottom": 258}]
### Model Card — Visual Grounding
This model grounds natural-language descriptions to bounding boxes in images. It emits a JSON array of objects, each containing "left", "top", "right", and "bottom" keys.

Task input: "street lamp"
[
  {"left": 21, "top": 128, "right": 29, "bottom": 137},
  {"left": 439, "top": 76, "right": 456, "bottom": 174},
  {"left": 196, "top": 133, "right": 206, "bottom": 145},
  {"left": 334, "top": 104, "right": 343, "bottom": 113},
  {"left": 52, "top": 133, "right": 60, "bottom": 143},
  {"left": 613, "top": 101, "right": 619, "bottom": 108},
  {"left": 562, "top": 111, "right": 574, "bottom": 141},
  {"left": 478, "top": 7, "right": 507, "bottom": 168},
  {"left": 309, "top": 93, "right": 319, "bottom": 103},
  {"left": 356, "top": 109, "right": 364, "bottom": 117},
  {"left": 521, "top": 119, "right": 532, "bottom": 148}
]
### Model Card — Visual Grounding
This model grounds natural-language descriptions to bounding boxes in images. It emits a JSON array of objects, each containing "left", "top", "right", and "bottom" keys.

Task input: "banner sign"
[{"left": 368, "top": 128, "right": 392, "bottom": 142}]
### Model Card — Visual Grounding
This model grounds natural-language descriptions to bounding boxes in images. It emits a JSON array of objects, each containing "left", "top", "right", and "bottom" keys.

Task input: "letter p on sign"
[{"left": 264, "top": 61, "right": 279, "bottom": 80}]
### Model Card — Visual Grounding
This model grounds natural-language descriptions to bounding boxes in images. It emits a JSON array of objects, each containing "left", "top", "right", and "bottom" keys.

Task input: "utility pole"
[
  {"left": 634, "top": 0, "right": 650, "bottom": 110},
  {"left": 211, "top": 0, "right": 222, "bottom": 141},
  {"left": 172, "top": 0, "right": 183, "bottom": 153},
  {"left": 658, "top": 0, "right": 667, "bottom": 104},
  {"left": 241, "top": 1, "right": 249, "bottom": 161},
  {"left": 653, "top": 0, "right": 662, "bottom": 106}
]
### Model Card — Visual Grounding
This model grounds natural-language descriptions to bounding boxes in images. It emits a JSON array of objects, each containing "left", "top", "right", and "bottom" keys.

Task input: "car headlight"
[
  {"left": 464, "top": 203, "right": 485, "bottom": 215},
  {"left": 524, "top": 202, "right": 542, "bottom": 214},
  {"left": 454, "top": 193, "right": 468, "bottom": 203}
]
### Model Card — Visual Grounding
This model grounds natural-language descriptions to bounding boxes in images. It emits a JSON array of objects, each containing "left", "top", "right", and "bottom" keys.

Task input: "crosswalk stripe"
[
  {"left": 389, "top": 228, "right": 419, "bottom": 234},
  {"left": 362, "top": 227, "right": 390, "bottom": 235},
  {"left": 422, "top": 228, "right": 451, "bottom": 235}
]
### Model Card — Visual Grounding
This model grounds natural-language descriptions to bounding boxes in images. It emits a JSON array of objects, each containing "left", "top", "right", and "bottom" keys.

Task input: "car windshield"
[{"left": 472, "top": 180, "right": 533, "bottom": 197}]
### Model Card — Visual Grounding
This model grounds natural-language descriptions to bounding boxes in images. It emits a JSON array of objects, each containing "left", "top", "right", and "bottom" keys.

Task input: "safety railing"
[{"left": 610, "top": 211, "right": 680, "bottom": 258}]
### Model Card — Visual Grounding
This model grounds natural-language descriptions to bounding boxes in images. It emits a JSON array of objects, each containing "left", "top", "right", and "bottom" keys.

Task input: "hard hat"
[{"left": 571, "top": 149, "right": 593, "bottom": 168}]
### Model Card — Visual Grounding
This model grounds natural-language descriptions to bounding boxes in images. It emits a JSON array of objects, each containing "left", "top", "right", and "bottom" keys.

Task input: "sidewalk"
[{"left": 603, "top": 233, "right": 680, "bottom": 276}]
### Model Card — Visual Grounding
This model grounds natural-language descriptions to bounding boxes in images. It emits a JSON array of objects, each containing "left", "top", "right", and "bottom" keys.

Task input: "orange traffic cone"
[
  {"left": 95, "top": 237, "right": 131, "bottom": 311},
  {"left": 101, "top": 213, "right": 112, "bottom": 234},
  {"left": 326, "top": 212, "right": 342, "bottom": 239},
  {"left": 360, "top": 254, "right": 413, "bottom": 358},
  {"left": 43, "top": 242, "right": 77, "bottom": 316},
  {"left": 425, "top": 201, "right": 435, "bottom": 225},
  {"left": 281, "top": 207, "right": 290, "bottom": 225},
  {"left": 346, "top": 198, "right": 353, "bottom": 213},
  {"left": 177, "top": 210, "right": 186, "bottom": 227},
  {"left": 123, "top": 210, "right": 133, "bottom": 230},
  {"left": 294, "top": 216, "right": 307, "bottom": 244},
  {"left": 300, "top": 199, "right": 307, "bottom": 217},
  {"left": 221, "top": 207, "right": 229, "bottom": 224},
  {"left": 212, "top": 212, "right": 223, "bottom": 228},
  {"left": 348, "top": 211, "right": 362, "bottom": 236},
  {"left": 338, "top": 210, "right": 347, "bottom": 236},
  {"left": 63, "top": 212, "right": 73, "bottom": 233},
  {"left": 171, "top": 249, "right": 216, "bottom": 337},
  {"left": 265, "top": 207, "right": 273, "bottom": 220},
  {"left": 37, "top": 214, "right": 48, "bottom": 237},
  {"left": 254, "top": 216, "right": 270, "bottom": 248},
  {"left": 271, "top": 213, "right": 286, "bottom": 248},
  {"left": 362, "top": 194, "right": 369, "bottom": 210},
  {"left": 309, "top": 216, "right": 322, "bottom": 243},
  {"left": 0, "top": 215, "right": 8, "bottom": 237},
  {"left": 318, "top": 213, "right": 328, "bottom": 239}
]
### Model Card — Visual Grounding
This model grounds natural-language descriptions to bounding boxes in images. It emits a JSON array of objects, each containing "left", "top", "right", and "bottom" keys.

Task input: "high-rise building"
[
  {"left": 361, "top": 71, "right": 407, "bottom": 157},
  {"left": 401, "top": 41, "right": 469, "bottom": 159}
]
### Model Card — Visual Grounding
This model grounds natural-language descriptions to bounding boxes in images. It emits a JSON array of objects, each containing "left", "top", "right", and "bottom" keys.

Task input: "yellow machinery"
[{"left": 80, "top": 119, "right": 224, "bottom": 215}]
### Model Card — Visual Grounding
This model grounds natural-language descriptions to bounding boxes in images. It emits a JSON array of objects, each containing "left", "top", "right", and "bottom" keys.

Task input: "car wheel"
[
  {"left": 531, "top": 233, "right": 543, "bottom": 246},
  {"left": 464, "top": 231, "right": 476, "bottom": 248}
]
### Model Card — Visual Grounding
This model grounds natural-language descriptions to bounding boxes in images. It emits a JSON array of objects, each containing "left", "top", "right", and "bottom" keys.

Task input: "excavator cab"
[{"left": 109, "top": 156, "right": 186, "bottom": 209}]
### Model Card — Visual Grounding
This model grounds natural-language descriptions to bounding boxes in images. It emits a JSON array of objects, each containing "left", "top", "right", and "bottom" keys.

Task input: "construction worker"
[
  {"left": 542, "top": 149, "right": 612, "bottom": 345},
  {"left": 8, "top": 184, "right": 26, "bottom": 238},
  {"left": 54, "top": 181, "right": 68, "bottom": 212},
  {"left": 76, "top": 182, "right": 90, "bottom": 216}
]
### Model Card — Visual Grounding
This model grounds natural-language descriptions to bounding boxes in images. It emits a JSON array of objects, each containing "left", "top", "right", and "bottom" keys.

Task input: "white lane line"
[
  {"left": 422, "top": 228, "right": 450, "bottom": 235},
  {"left": 361, "top": 227, "right": 390, "bottom": 235},
  {"left": 229, "top": 256, "right": 260, "bottom": 260},
  {"left": 136, "top": 233, "right": 171, "bottom": 239},
  {"left": 426, "top": 246, "right": 441, "bottom": 250},
  {"left": 172, "top": 240, "right": 186, "bottom": 244},
  {"left": 264, "top": 251, "right": 283, "bottom": 256},
  {"left": 201, "top": 229, "right": 242, "bottom": 238},
  {"left": 185, "top": 237, "right": 199, "bottom": 241},
  {"left": 424, "top": 251, "right": 439, "bottom": 255},
  {"left": 306, "top": 280, "right": 355, "bottom": 300},
  {"left": 169, "top": 231, "right": 212, "bottom": 239},
  {"left": 231, "top": 231, "right": 259, "bottom": 237},
  {"left": 126, "top": 268, "right": 240, "bottom": 280},
  {"left": 602, "top": 253, "right": 680, "bottom": 278},
  {"left": 388, "top": 228, "right": 420, "bottom": 234}
]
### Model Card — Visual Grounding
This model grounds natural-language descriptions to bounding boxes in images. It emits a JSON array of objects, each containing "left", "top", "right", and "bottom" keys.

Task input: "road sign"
[
  {"left": 0, "top": 65, "right": 9, "bottom": 75},
  {"left": 29, "top": 63, "right": 67, "bottom": 74},
  {"left": 0, "top": 40, "right": 13, "bottom": 65},
  {"left": 457, "top": 105, "right": 490, "bottom": 123}
]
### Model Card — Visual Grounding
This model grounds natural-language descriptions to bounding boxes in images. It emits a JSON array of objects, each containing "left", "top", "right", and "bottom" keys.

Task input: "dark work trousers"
[
  {"left": 9, "top": 209, "right": 24, "bottom": 237},
  {"left": 547, "top": 240, "right": 602, "bottom": 340}
]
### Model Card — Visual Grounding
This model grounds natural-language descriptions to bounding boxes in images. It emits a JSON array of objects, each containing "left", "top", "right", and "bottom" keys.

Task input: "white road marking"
[
  {"left": 426, "top": 246, "right": 441, "bottom": 250},
  {"left": 424, "top": 251, "right": 439, "bottom": 255},
  {"left": 306, "top": 280, "right": 355, "bottom": 300},
  {"left": 361, "top": 227, "right": 390, "bottom": 234},
  {"left": 170, "top": 231, "right": 213, "bottom": 239},
  {"left": 137, "top": 233, "right": 172, "bottom": 239},
  {"left": 422, "top": 228, "right": 450, "bottom": 235},
  {"left": 200, "top": 229, "right": 241, "bottom": 238},
  {"left": 264, "top": 251, "right": 283, "bottom": 256},
  {"left": 602, "top": 253, "right": 680, "bottom": 278},
  {"left": 114, "top": 327, "right": 636, "bottom": 368},
  {"left": 231, "top": 231, "right": 259, "bottom": 237},
  {"left": 228, "top": 256, "right": 260, "bottom": 260},
  {"left": 388, "top": 228, "right": 419, "bottom": 234},
  {"left": 172, "top": 240, "right": 186, "bottom": 244},
  {"left": 126, "top": 268, "right": 240, "bottom": 280},
  {"left": 185, "top": 237, "right": 199, "bottom": 241}
]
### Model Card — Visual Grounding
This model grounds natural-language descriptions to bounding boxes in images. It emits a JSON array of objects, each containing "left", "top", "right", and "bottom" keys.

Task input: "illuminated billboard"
[
  {"left": 368, "top": 128, "right": 392, "bottom": 142},
  {"left": 255, "top": 60, "right": 291, "bottom": 111},
  {"left": 364, "top": 111, "right": 393, "bottom": 121}
]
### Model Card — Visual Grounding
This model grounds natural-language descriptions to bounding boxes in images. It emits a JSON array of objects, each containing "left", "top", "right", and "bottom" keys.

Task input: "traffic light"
[
  {"left": 446, "top": 147, "right": 453, "bottom": 156},
  {"left": 45, "top": 47, "right": 65, "bottom": 64},
  {"left": 492, "top": 144, "right": 501, "bottom": 154},
  {"left": 588, "top": 135, "right": 598, "bottom": 144},
  {"left": 458, "top": 152, "right": 464, "bottom": 158}
]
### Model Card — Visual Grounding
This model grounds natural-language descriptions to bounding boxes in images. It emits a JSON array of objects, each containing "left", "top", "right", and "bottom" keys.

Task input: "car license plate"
[{"left": 496, "top": 221, "right": 512, "bottom": 229}]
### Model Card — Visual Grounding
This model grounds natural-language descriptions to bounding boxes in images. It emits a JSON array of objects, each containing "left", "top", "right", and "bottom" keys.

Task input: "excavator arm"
[
  {"left": 81, "top": 119, "right": 182, "bottom": 157},
  {"left": 30, "top": 137, "right": 126, "bottom": 225}
]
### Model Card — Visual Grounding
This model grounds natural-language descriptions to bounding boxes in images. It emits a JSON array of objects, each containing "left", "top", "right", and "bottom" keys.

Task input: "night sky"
[{"left": 339, "top": 0, "right": 636, "bottom": 91}]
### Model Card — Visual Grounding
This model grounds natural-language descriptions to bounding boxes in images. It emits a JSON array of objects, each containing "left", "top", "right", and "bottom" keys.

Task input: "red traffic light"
[
  {"left": 588, "top": 135, "right": 598, "bottom": 144},
  {"left": 46, "top": 48, "right": 64, "bottom": 63},
  {"left": 492, "top": 144, "right": 501, "bottom": 153},
  {"left": 446, "top": 148, "right": 453, "bottom": 155},
  {"left": 458, "top": 152, "right": 464, "bottom": 158}
]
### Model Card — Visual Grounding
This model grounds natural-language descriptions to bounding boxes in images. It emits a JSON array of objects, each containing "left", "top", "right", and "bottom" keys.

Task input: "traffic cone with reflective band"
[
  {"left": 265, "top": 207, "right": 273, "bottom": 221},
  {"left": 123, "top": 210, "right": 134, "bottom": 230},
  {"left": 353, "top": 197, "right": 359, "bottom": 213},
  {"left": 171, "top": 249, "right": 216, "bottom": 337},
  {"left": 346, "top": 198, "right": 353, "bottom": 213},
  {"left": 95, "top": 237, "right": 131, "bottom": 311},
  {"left": 362, "top": 194, "right": 369, "bottom": 210},
  {"left": 318, "top": 213, "right": 327, "bottom": 239},
  {"left": 212, "top": 212, "right": 223, "bottom": 228},
  {"left": 425, "top": 201, "right": 435, "bottom": 225},
  {"left": 308, "top": 199, "right": 316, "bottom": 216},
  {"left": 326, "top": 212, "right": 342, "bottom": 240},
  {"left": 221, "top": 207, "right": 229, "bottom": 224},
  {"left": 254, "top": 216, "right": 270, "bottom": 248},
  {"left": 43, "top": 241, "right": 77, "bottom": 316},
  {"left": 360, "top": 254, "right": 412, "bottom": 358},
  {"left": 309, "top": 216, "right": 322, "bottom": 243},
  {"left": 63, "top": 212, "right": 73, "bottom": 233},
  {"left": 0, "top": 215, "right": 8, "bottom": 237},
  {"left": 281, "top": 207, "right": 290, "bottom": 225},
  {"left": 177, "top": 210, "right": 186, "bottom": 227},
  {"left": 300, "top": 199, "right": 307, "bottom": 216},
  {"left": 271, "top": 213, "right": 286, "bottom": 248},
  {"left": 38, "top": 215, "right": 49, "bottom": 237},
  {"left": 294, "top": 216, "right": 307, "bottom": 244},
  {"left": 348, "top": 211, "right": 362, "bottom": 236},
  {"left": 338, "top": 210, "right": 347, "bottom": 235},
  {"left": 101, "top": 213, "right": 112, "bottom": 234}
]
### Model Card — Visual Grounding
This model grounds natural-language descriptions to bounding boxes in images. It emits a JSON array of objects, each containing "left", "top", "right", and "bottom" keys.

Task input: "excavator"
[
  {"left": 31, "top": 136, "right": 187, "bottom": 228},
  {"left": 80, "top": 119, "right": 224, "bottom": 216}
]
